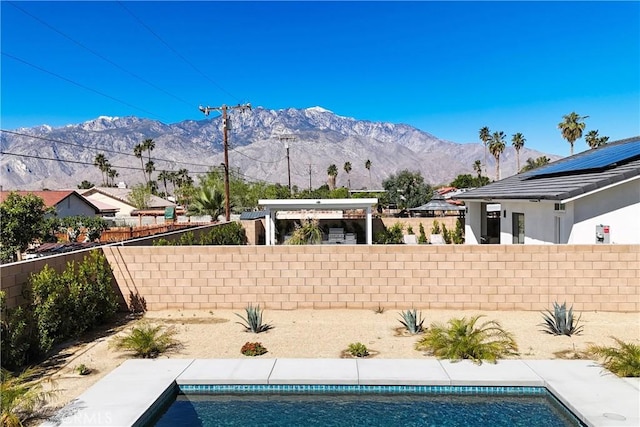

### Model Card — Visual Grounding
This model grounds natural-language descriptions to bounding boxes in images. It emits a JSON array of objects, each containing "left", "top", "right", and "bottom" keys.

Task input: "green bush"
[
  {"left": 111, "top": 322, "right": 178, "bottom": 358},
  {"left": 240, "top": 342, "right": 268, "bottom": 356},
  {"left": 441, "top": 223, "right": 451, "bottom": 244},
  {"left": 416, "top": 315, "right": 519, "bottom": 364},
  {"left": 589, "top": 337, "right": 640, "bottom": 377},
  {"left": 152, "top": 223, "right": 247, "bottom": 246},
  {"left": 418, "top": 223, "right": 428, "bottom": 244},
  {"left": 452, "top": 219, "right": 465, "bottom": 244},
  {"left": 347, "top": 342, "right": 369, "bottom": 357},
  {"left": 1, "top": 250, "right": 119, "bottom": 370},
  {"left": 374, "top": 223, "right": 404, "bottom": 244},
  {"left": 431, "top": 220, "right": 441, "bottom": 235}
]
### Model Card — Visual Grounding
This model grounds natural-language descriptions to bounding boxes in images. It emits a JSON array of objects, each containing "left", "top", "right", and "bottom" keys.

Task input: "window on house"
[{"left": 512, "top": 212, "right": 525, "bottom": 244}]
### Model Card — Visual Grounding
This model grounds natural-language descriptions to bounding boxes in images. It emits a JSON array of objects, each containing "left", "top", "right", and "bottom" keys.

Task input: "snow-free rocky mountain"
[{"left": 0, "top": 107, "right": 555, "bottom": 191}]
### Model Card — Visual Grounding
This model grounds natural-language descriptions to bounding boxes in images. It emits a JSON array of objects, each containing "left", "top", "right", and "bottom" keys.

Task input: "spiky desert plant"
[
  {"left": 539, "top": 302, "right": 584, "bottom": 336},
  {"left": 235, "top": 304, "right": 273, "bottom": 333},
  {"left": 1, "top": 368, "right": 56, "bottom": 427},
  {"left": 398, "top": 309, "right": 425, "bottom": 334},
  {"left": 111, "top": 322, "right": 179, "bottom": 358},
  {"left": 347, "top": 342, "right": 369, "bottom": 357},
  {"left": 287, "top": 218, "right": 323, "bottom": 245},
  {"left": 588, "top": 337, "right": 640, "bottom": 377},
  {"left": 415, "top": 315, "right": 518, "bottom": 364}
]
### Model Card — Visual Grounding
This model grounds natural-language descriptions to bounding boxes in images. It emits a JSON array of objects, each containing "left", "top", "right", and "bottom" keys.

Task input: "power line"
[
  {"left": 6, "top": 1, "right": 195, "bottom": 109},
  {"left": 227, "top": 145, "right": 286, "bottom": 164},
  {"left": 1, "top": 52, "right": 167, "bottom": 122},
  {"left": 0, "top": 129, "right": 215, "bottom": 169},
  {"left": 117, "top": 1, "right": 241, "bottom": 103}
]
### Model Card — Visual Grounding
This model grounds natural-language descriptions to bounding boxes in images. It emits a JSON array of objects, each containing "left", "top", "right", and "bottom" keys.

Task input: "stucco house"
[
  {"left": 79, "top": 187, "right": 176, "bottom": 218},
  {"left": 0, "top": 190, "right": 100, "bottom": 218},
  {"left": 457, "top": 137, "right": 640, "bottom": 244}
]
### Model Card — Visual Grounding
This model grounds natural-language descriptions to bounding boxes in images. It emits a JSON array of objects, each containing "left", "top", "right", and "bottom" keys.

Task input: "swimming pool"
[{"left": 149, "top": 385, "right": 585, "bottom": 427}]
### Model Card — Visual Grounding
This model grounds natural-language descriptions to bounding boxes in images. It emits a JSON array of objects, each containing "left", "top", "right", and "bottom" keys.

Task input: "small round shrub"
[{"left": 241, "top": 342, "right": 267, "bottom": 356}]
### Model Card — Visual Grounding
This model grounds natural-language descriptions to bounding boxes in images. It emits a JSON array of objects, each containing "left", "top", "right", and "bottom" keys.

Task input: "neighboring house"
[
  {"left": 0, "top": 190, "right": 100, "bottom": 218},
  {"left": 457, "top": 137, "right": 640, "bottom": 244},
  {"left": 79, "top": 187, "right": 176, "bottom": 218}
]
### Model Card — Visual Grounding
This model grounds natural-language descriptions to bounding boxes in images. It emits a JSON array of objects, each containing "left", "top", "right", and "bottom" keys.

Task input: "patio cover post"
[
  {"left": 265, "top": 209, "right": 273, "bottom": 246},
  {"left": 366, "top": 206, "right": 372, "bottom": 244}
]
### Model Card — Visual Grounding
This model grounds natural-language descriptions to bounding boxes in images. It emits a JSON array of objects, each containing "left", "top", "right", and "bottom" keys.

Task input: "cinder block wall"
[{"left": 101, "top": 244, "right": 639, "bottom": 312}]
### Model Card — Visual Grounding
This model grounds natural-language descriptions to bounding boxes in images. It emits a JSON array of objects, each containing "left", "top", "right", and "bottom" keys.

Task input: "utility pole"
[
  {"left": 199, "top": 103, "right": 251, "bottom": 221},
  {"left": 277, "top": 134, "right": 296, "bottom": 196}
]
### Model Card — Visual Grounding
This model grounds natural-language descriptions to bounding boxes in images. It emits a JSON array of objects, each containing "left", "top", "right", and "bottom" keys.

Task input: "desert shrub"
[
  {"left": 75, "top": 364, "right": 91, "bottom": 376},
  {"left": 241, "top": 342, "right": 268, "bottom": 357},
  {"left": 235, "top": 304, "right": 273, "bottom": 333},
  {"left": 398, "top": 309, "right": 425, "bottom": 334},
  {"left": 452, "top": 219, "right": 465, "bottom": 244},
  {"left": 287, "top": 219, "right": 323, "bottom": 245},
  {"left": 153, "top": 238, "right": 171, "bottom": 246},
  {"left": 111, "top": 322, "right": 179, "bottom": 358},
  {"left": 178, "top": 231, "right": 197, "bottom": 245},
  {"left": 30, "top": 251, "right": 118, "bottom": 353},
  {"left": 588, "top": 337, "right": 640, "bottom": 377},
  {"left": 539, "top": 302, "right": 584, "bottom": 336},
  {"left": 347, "top": 342, "right": 369, "bottom": 357},
  {"left": 374, "top": 223, "right": 404, "bottom": 244},
  {"left": 431, "top": 220, "right": 441, "bottom": 235},
  {"left": 441, "top": 223, "right": 451, "bottom": 244},
  {"left": 416, "top": 315, "right": 518, "bottom": 364},
  {"left": 418, "top": 223, "right": 428, "bottom": 244},
  {"left": 1, "top": 367, "right": 56, "bottom": 427},
  {"left": 0, "top": 292, "right": 40, "bottom": 371},
  {"left": 406, "top": 225, "right": 414, "bottom": 235},
  {"left": 202, "top": 222, "right": 247, "bottom": 245}
]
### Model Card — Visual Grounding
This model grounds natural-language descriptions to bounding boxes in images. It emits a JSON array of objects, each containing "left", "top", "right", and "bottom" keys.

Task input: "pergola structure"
[{"left": 258, "top": 198, "right": 378, "bottom": 246}]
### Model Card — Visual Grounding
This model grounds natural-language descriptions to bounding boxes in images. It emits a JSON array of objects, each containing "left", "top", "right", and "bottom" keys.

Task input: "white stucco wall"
[
  {"left": 568, "top": 179, "right": 640, "bottom": 244},
  {"left": 464, "top": 202, "right": 483, "bottom": 244},
  {"left": 84, "top": 193, "right": 134, "bottom": 217},
  {"left": 497, "top": 201, "right": 572, "bottom": 244}
]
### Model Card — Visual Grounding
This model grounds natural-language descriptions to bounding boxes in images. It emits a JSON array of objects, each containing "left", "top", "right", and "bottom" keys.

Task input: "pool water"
[{"left": 151, "top": 389, "right": 584, "bottom": 427}]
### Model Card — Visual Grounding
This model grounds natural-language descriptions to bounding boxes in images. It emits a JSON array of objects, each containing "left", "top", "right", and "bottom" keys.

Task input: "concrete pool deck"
[{"left": 41, "top": 359, "right": 640, "bottom": 427}]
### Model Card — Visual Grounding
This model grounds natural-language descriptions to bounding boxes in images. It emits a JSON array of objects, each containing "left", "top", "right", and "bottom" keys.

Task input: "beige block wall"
[{"left": 101, "top": 244, "right": 639, "bottom": 312}]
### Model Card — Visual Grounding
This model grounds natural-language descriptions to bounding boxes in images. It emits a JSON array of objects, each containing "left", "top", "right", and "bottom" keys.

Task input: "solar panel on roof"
[{"left": 528, "top": 139, "right": 640, "bottom": 178}]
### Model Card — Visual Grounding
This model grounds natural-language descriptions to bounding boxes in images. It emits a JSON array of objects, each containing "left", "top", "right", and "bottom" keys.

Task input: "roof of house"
[
  {"left": 0, "top": 190, "right": 100, "bottom": 212},
  {"left": 79, "top": 187, "right": 176, "bottom": 209},
  {"left": 409, "top": 193, "right": 465, "bottom": 211},
  {"left": 456, "top": 136, "right": 640, "bottom": 202}
]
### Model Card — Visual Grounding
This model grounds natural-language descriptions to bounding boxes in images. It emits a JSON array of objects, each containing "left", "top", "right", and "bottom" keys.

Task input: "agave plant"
[
  {"left": 111, "top": 322, "right": 179, "bottom": 358},
  {"left": 235, "top": 304, "right": 273, "bottom": 333},
  {"left": 539, "top": 302, "right": 584, "bottom": 336},
  {"left": 415, "top": 315, "right": 519, "bottom": 364},
  {"left": 398, "top": 309, "right": 425, "bottom": 334},
  {"left": 588, "top": 337, "right": 640, "bottom": 377},
  {"left": 1, "top": 368, "right": 57, "bottom": 427}
]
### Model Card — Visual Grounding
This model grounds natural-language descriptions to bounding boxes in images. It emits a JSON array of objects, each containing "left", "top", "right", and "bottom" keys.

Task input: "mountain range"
[{"left": 0, "top": 107, "right": 556, "bottom": 191}]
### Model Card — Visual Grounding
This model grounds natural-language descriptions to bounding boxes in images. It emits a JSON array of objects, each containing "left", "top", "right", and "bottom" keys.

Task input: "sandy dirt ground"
[{"left": 38, "top": 308, "right": 639, "bottom": 416}]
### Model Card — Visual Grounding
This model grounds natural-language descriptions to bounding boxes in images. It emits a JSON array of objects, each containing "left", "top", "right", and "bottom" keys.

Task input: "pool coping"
[{"left": 41, "top": 358, "right": 640, "bottom": 427}]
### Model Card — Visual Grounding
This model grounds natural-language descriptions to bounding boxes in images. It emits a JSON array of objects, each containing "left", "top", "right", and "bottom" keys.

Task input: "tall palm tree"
[
  {"left": 511, "top": 132, "right": 526, "bottom": 173},
  {"left": 107, "top": 166, "right": 118, "bottom": 187},
  {"left": 93, "top": 154, "right": 107, "bottom": 186},
  {"left": 327, "top": 164, "right": 338, "bottom": 190},
  {"left": 365, "top": 159, "right": 372, "bottom": 188},
  {"left": 472, "top": 160, "right": 482, "bottom": 178},
  {"left": 343, "top": 161, "right": 352, "bottom": 190},
  {"left": 479, "top": 126, "right": 491, "bottom": 176},
  {"left": 133, "top": 143, "right": 146, "bottom": 184},
  {"left": 157, "top": 170, "right": 170, "bottom": 198},
  {"left": 488, "top": 131, "right": 506, "bottom": 181},
  {"left": 520, "top": 156, "right": 550, "bottom": 173},
  {"left": 558, "top": 112, "right": 588, "bottom": 156},
  {"left": 585, "top": 130, "right": 609, "bottom": 149}
]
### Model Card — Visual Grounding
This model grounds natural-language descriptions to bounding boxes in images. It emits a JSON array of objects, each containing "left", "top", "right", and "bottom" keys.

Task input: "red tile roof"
[{"left": 0, "top": 190, "right": 75, "bottom": 208}]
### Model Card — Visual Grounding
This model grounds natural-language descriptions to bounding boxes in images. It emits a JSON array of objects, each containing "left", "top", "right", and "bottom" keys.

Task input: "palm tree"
[
  {"left": 93, "top": 153, "right": 108, "bottom": 186},
  {"left": 157, "top": 170, "right": 170, "bottom": 198},
  {"left": 558, "top": 112, "right": 588, "bottom": 155},
  {"left": 188, "top": 185, "right": 225, "bottom": 220},
  {"left": 107, "top": 167, "right": 119, "bottom": 187},
  {"left": 520, "top": 156, "right": 550, "bottom": 173},
  {"left": 343, "top": 161, "right": 352, "bottom": 191},
  {"left": 145, "top": 161, "right": 156, "bottom": 190},
  {"left": 1, "top": 368, "right": 56, "bottom": 427},
  {"left": 133, "top": 143, "right": 146, "bottom": 184},
  {"left": 511, "top": 133, "right": 526, "bottom": 173},
  {"left": 479, "top": 126, "right": 491, "bottom": 176},
  {"left": 488, "top": 131, "right": 506, "bottom": 181},
  {"left": 327, "top": 164, "right": 338, "bottom": 190},
  {"left": 585, "top": 130, "right": 609, "bottom": 149},
  {"left": 472, "top": 160, "right": 482, "bottom": 178},
  {"left": 365, "top": 159, "right": 372, "bottom": 188}
]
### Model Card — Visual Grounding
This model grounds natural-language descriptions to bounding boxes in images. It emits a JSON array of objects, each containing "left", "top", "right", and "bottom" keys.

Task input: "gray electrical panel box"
[{"left": 595, "top": 224, "right": 610, "bottom": 244}]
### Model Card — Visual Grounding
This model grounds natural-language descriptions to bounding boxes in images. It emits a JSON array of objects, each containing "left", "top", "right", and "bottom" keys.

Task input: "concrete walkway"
[{"left": 42, "top": 359, "right": 640, "bottom": 427}]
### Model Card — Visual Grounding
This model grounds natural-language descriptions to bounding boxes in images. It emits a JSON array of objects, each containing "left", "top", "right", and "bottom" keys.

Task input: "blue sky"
[{"left": 1, "top": 1, "right": 638, "bottom": 156}]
